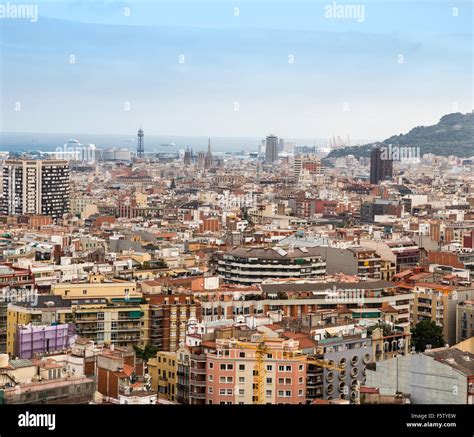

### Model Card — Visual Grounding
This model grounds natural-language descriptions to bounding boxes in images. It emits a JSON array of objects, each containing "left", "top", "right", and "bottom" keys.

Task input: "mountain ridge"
[{"left": 325, "top": 112, "right": 474, "bottom": 160}]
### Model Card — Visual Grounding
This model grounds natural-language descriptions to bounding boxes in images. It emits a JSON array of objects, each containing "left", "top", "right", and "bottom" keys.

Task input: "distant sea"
[{"left": 0, "top": 132, "right": 371, "bottom": 154}]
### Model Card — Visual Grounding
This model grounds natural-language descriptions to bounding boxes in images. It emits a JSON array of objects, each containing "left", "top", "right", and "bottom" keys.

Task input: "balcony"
[
  {"left": 191, "top": 353, "right": 206, "bottom": 361},
  {"left": 112, "top": 335, "right": 140, "bottom": 342},
  {"left": 75, "top": 317, "right": 98, "bottom": 323},
  {"left": 190, "top": 379, "right": 207, "bottom": 387},
  {"left": 189, "top": 391, "right": 206, "bottom": 400}
]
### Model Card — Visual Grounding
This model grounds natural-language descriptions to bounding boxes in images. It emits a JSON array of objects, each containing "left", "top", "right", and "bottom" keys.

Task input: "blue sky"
[{"left": 0, "top": 0, "right": 472, "bottom": 141}]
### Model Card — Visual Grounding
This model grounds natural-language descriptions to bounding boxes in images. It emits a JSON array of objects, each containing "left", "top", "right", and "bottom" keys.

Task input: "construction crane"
[
  {"left": 234, "top": 340, "right": 268, "bottom": 404},
  {"left": 287, "top": 353, "right": 344, "bottom": 372},
  {"left": 233, "top": 339, "right": 343, "bottom": 405}
]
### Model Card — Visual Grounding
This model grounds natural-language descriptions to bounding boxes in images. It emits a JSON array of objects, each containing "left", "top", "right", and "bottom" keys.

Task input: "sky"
[{"left": 0, "top": 0, "right": 472, "bottom": 142}]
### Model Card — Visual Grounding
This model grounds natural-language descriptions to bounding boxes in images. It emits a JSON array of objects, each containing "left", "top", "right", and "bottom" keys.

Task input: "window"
[
  {"left": 220, "top": 363, "right": 233, "bottom": 371},
  {"left": 208, "top": 375, "right": 213, "bottom": 382},
  {"left": 285, "top": 378, "right": 291, "bottom": 385},
  {"left": 299, "top": 377, "right": 304, "bottom": 384},
  {"left": 208, "top": 387, "right": 213, "bottom": 394},
  {"left": 219, "top": 389, "right": 226, "bottom": 395},
  {"left": 239, "top": 389, "right": 244, "bottom": 396},
  {"left": 220, "top": 376, "right": 233, "bottom": 384},
  {"left": 278, "top": 365, "right": 284, "bottom": 372},
  {"left": 286, "top": 366, "right": 292, "bottom": 372},
  {"left": 285, "top": 391, "right": 291, "bottom": 397},
  {"left": 239, "top": 364, "right": 245, "bottom": 371},
  {"left": 227, "top": 389, "right": 233, "bottom": 395},
  {"left": 278, "top": 378, "right": 284, "bottom": 384},
  {"left": 278, "top": 390, "right": 284, "bottom": 397},
  {"left": 209, "top": 362, "right": 214, "bottom": 369},
  {"left": 299, "top": 390, "right": 304, "bottom": 397},
  {"left": 239, "top": 352, "right": 245, "bottom": 358},
  {"left": 266, "top": 390, "right": 272, "bottom": 397},
  {"left": 239, "top": 377, "right": 245, "bottom": 383},
  {"left": 266, "top": 365, "right": 273, "bottom": 371},
  {"left": 299, "top": 365, "right": 304, "bottom": 371},
  {"left": 266, "top": 378, "right": 272, "bottom": 384}
]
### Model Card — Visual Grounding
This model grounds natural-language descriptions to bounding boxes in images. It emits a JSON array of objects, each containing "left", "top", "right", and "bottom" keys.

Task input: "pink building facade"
[{"left": 204, "top": 338, "right": 306, "bottom": 405}]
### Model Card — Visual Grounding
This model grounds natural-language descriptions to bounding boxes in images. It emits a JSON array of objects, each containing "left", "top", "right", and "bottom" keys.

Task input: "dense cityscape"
[
  {"left": 0, "top": 126, "right": 473, "bottom": 407},
  {"left": 1, "top": 1, "right": 473, "bottom": 434}
]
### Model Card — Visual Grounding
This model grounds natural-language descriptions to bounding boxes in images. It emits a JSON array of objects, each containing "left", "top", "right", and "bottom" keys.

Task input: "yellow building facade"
[{"left": 148, "top": 351, "right": 178, "bottom": 402}]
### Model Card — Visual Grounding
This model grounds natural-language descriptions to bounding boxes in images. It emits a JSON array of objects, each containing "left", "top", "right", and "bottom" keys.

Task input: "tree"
[
  {"left": 367, "top": 322, "right": 392, "bottom": 337},
  {"left": 134, "top": 344, "right": 160, "bottom": 360},
  {"left": 411, "top": 320, "right": 444, "bottom": 352}
]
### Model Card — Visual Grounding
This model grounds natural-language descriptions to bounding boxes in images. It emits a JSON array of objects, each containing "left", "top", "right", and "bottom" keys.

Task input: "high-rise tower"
[
  {"left": 137, "top": 127, "right": 145, "bottom": 158},
  {"left": 265, "top": 134, "right": 278, "bottom": 163},
  {"left": 2, "top": 159, "right": 70, "bottom": 219},
  {"left": 370, "top": 146, "right": 393, "bottom": 185}
]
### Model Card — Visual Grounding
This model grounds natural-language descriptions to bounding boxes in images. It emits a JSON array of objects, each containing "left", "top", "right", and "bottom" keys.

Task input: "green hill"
[{"left": 325, "top": 112, "right": 474, "bottom": 160}]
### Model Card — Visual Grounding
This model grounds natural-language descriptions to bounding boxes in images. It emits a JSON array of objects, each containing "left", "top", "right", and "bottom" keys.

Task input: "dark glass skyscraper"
[
  {"left": 370, "top": 146, "right": 393, "bottom": 184},
  {"left": 265, "top": 134, "right": 278, "bottom": 164}
]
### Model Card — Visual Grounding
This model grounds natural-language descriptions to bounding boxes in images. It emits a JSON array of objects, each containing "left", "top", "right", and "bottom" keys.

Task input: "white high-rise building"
[{"left": 2, "top": 159, "right": 70, "bottom": 219}]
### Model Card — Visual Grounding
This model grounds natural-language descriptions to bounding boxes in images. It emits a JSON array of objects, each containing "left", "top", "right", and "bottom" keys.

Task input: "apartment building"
[
  {"left": 72, "top": 298, "right": 149, "bottom": 349},
  {"left": 2, "top": 159, "right": 70, "bottom": 219},
  {"left": 147, "top": 351, "right": 178, "bottom": 402},
  {"left": 14, "top": 323, "right": 73, "bottom": 359},
  {"left": 176, "top": 345, "right": 191, "bottom": 404},
  {"left": 457, "top": 300, "right": 474, "bottom": 343},
  {"left": 260, "top": 280, "right": 413, "bottom": 329},
  {"left": 96, "top": 345, "right": 152, "bottom": 404},
  {"left": 361, "top": 240, "right": 420, "bottom": 273},
  {"left": 0, "top": 263, "right": 35, "bottom": 353},
  {"left": 215, "top": 246, "right": 326, "bottom": 285},
  {"left": 316, "top": 334, "right": 372, "bottom": 402},
  {"left": 7, "top": 296, "right": 73, "bottom": 356},
  {"left": 7, "top": 295, "right": 149, "bottom": 352},
  {"left": 407, "top": 283, "right": 474, "bottom": 346},
  {"left": 146, "top": 294, "right": 200, "bottom": 352},
  {"left": 0, "top": 355, "right": 95, "bottom": 404},
  {"left": 309, "top": 246, "right": 394, "bottom": 280},
  {"left": 204, "top": 336, "right": 307, "bottom": 405},
  {"left": 52, "top": 278, "right": 140, "bottom": 301},
  {"left": 371, "top": 326, "right": 411, "bottom": 362}
]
